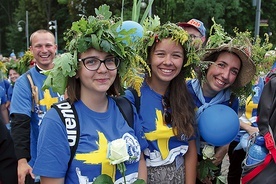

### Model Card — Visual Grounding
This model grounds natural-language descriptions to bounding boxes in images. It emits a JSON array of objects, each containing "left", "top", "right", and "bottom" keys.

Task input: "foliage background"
[{"left": 0, "top": 0, "right": 275, "bottom": 57}]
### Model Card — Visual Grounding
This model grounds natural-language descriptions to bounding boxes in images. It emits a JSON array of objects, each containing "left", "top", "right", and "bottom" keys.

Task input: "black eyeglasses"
[
  {"left": 162, "top": 96, "right": 172, "bottom": 124},
  {"left": 78, "top": 57, "right": 120, "bottom": 71}
]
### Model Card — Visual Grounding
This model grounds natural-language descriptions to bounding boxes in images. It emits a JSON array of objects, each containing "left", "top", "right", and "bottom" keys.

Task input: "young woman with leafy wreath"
[
  {"left": 124, "top": 17, "right": 198, "bottom": 183},
  {"left": 33, "top": 5, "right": 149, "bottom": 184},
  {"left": 186, "top": 19, "right": 257, "bottom": 184}
]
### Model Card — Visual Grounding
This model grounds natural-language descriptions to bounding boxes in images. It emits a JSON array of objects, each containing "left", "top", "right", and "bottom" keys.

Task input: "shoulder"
[
  {"left": 12, "top": 74, "right": 31, "bottom": 93},
  {"left": 124, "top": 88, "right": 138, "bottom": 104},
  {"left": 15, "top": 73, "right": 29, "bottom": 84},
  {"left": 186, "top": 79, "right": 195, "bottom": 93},
  {"left": 40, "top": 107, "right": 64, "bottom": 128}
]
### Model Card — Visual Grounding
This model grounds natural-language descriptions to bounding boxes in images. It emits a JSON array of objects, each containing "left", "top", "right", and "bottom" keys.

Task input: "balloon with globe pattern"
[{"left": 116, "top": 20, "right": 144, "bottom": 44}]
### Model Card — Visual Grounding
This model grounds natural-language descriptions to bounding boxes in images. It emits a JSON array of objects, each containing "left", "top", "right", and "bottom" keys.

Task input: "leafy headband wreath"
[
  {"left": 42, "top": 4, "right": 150, "bottom": 95},
  {"left": 0, "top": 62, "right": 7, "bottom": 80}
]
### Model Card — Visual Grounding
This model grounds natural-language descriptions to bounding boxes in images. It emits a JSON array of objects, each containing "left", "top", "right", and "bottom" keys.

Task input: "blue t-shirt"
[
  {"left": 33, "top": 97, "right": 147, "bottom": 184},
  {"left": 0, "top": 79, "right": 11, "bottom": 98},
  {"left": 125, "top": 82, "right": 192, "bottom": 167},
  {"left": 10, "top": 67, "right": 63, "bottom": 166},
  {"left": 7, "top": 85, "right": 13, "bottom": 101},
  {"left": 0, "top": 86, "right": 7, "bottom": 105}
]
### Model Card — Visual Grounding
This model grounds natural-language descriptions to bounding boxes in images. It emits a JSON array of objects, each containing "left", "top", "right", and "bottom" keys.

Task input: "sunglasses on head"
[{"left": 162, "top": 96, "right": 172, "bottom": 125}]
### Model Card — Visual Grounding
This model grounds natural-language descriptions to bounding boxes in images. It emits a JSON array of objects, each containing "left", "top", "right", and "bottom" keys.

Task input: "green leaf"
[
  {"left": 100, "top": 40, "right": 112, "bottom": 53},
  {"left": 77, "top": 38, "right": 88, "bottom": 53},
  {"left": 139, "top": 0, "right": 154, "bottom": 24},
  {"left": 95, "top": 4, "right": 112, "bottom": 19},
  {"left": 91, "top": 34, "right": 100, "bottom": 51},
  {"left": 216, "top": 176, "right": 227, "bottom": 184},
  {"left": 133, "top": 179, "right": 146, "bottom": 184},
  {"left": 132, "top": 0, "right": 138, "bottom": 22},
  {"left": 93, "top": 174, "right": 113, "bottom": 184},
  {"left": 198, "top": 159, "right": 219, "bottom": 181},
  {"left": 42, "top": 53, "right": 76, "bottom": 94},
  {"left": 121, "top": 0, "right": 125, "bottom": 20}
]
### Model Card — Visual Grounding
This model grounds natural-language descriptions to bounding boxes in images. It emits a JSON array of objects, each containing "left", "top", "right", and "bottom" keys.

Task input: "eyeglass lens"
[{"left": 82, "top": 57, "right": 120, "bottom": 71}]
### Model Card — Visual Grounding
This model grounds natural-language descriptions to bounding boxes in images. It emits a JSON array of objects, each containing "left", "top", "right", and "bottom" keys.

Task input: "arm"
[
  {"left": 1, "top": 103, "right": 9, "bottom": 124},
  {"left": 17, "top": 158, "right": 35, "bottom": 184},
  {"left": 240, "top": 121, "right": 259, "bottom": 135},
  {"left": 138, "top": 153, "right": 147, "bottom": 182},
  {"left": 10, "top": 113, "right": 31, "bottom": 161},
  {"left": 40, "top": 177, "right": 64, "bottom": 184},
  {"left": 184, "top": 140, "right": 197, "bottom": 184},
  {"left": 10, "top": 113, "right": 32, "bottom": 184},
  {"left": 213, "top": 144, "right": 229, "bottom": 166},
  {"left": 5, "top": 100, "right": 10, "bottom": 110}
]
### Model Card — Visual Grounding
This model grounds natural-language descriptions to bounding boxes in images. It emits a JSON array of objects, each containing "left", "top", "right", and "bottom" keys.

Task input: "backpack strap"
[
  {"left": 52, "top": 99, "right": 80, "bottom": 168},
  {"left": 127, "top": 87, "right": 140, "bottom": 113},
  {"left": 112, "top": 96, "right": 134, "bottom": 128},
  {"left": 241, "top": 70, "right": 276, "bottom": 183},
  {"left": 242, "top": 153, "right": 273, "bottom": 184},
  {"left": 26, "top": 72, "right": 42, "bottom": 114},
  {"left": 51, "top": 97, "right": 133, "bottom": 168}
]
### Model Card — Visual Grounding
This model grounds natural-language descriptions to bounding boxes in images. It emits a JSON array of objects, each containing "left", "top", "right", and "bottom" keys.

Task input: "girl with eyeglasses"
[
  {"left": 32, "top": 5, "right": 148, "bottom": 184},
  {"left": 125, "top": 22, "right": 197, "bottom": 183}
]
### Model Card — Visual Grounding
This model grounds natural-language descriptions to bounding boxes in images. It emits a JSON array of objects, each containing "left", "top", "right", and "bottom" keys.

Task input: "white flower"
[
  {"left": 202, "top": 145, "right": 215, "bottom": 160},
  {"left": 107, "top": 138, "right": 130, "bottom": 165}
]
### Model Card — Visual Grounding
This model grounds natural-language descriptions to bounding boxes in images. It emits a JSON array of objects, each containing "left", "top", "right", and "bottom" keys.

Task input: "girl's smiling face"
[
  {"left": 9, "top": 69, "right": 20, "bottom": 83},
  {"left": 78, "top": 48, "right": 117, "bottom": 95},
  {"left": 203, "top": 51, "right": 241, "bottom": 97},
  {"left": 149, "top": 38, "right": 184, "bottom": 85}
]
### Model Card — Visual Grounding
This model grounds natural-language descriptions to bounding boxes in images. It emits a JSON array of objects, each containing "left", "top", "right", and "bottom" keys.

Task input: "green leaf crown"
[{"left": 42, "top": 4, "right": 149, "bottom": 94}]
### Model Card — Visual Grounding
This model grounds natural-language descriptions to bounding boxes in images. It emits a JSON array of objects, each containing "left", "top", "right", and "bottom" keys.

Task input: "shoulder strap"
[
  {"left": 52, "top": 99, "right": 80, "bottom": 168},
  {"left": 113, "top": 96, "right": 134, "bottom": 129},
  {"left": 51, "top": 97, "right": 134, "bottom": 168},
  {"left": 26, "top": 72, "right": 40, "bottom": 113},
  {"left": 127, "top": 87, "right": 140, "bottom": 113},
  {"left": 228, "top": 93, "right": 236, "bottom": 107}
]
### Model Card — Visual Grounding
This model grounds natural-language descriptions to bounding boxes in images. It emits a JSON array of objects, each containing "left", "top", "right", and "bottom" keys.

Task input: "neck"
[
  {"left": 36, "top": 62, "right": 54, "bottom": 71},
  {"left": 202, "top": 82, "right": 218, "bottom": 98},
  {"left": 81, "top": 92, "right": 108, "bottom": 112},
  {"left": 146, "top": 77, "right": 170, "bottom": 96}
]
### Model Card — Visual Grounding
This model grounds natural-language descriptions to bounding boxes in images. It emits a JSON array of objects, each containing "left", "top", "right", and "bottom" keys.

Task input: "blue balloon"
[
  {"left": 198, "top": 104, "right": 240, "bottom": 146},
  {"left": 116, "top": 21, "right": 144, "bottom": 42}
]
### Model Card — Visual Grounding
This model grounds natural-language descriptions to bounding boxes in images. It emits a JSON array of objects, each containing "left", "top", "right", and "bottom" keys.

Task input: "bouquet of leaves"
[{"left": 198, "top": 145, "right": 226, "bottom": 184}]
